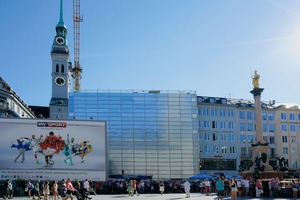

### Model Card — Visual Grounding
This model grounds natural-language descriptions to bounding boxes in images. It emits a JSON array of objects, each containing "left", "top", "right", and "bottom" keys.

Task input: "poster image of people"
[{"left": 0, "top": 118, "right": 107, "bottom": 181}]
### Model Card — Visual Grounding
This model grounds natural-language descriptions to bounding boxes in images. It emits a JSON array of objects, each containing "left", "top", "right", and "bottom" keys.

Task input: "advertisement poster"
[{"left": 0, "top": 118, "right": 107, "bottom": 181}]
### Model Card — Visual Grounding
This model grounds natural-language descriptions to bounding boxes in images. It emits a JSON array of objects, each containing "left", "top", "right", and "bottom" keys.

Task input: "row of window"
[
  {"left": 239, "top": 111, "right": 274, "bottom": 120},
  {"left": 280, "top": 124, "right": 300, "bottom": 132},
  {"left": 202, "top": 145, "right": 236, "bottom": 154},
  {"left": 199, "top": 133, "right": 236, "bottom": 142},
  {"left": 198, "top": 108, "right": 235, "bottom": 117},
  {"left": 199, "top": 120, "right": 235, "bottom": 129},
  {"left": 281, "top": 113, "right": 300, "bottom": 121}
]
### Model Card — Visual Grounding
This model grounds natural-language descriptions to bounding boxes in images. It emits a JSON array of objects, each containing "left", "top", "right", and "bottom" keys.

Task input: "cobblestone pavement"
[{"left": 7, "top": 193, "right": 296, "bottom": 200}]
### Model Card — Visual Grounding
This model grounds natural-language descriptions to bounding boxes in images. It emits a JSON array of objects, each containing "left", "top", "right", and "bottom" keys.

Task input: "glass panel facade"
[{"left": 69, "top": 90, "right": 198, "bottom": 179}]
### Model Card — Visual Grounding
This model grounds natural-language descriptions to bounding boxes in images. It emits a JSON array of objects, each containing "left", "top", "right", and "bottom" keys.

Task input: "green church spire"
[{"left": 56, "top": 0, "right": 67, "bottom": 29}]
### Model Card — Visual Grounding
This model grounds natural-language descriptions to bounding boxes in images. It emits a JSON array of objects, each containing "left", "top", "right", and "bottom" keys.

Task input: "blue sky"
[{"left": 2, "top": 0, "right": 300, "bottom": 106}]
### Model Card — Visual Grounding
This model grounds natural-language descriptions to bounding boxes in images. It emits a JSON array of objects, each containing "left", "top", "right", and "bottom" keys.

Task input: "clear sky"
[{"left": 2, "top": 0, "right": 300, "bottom": 106}]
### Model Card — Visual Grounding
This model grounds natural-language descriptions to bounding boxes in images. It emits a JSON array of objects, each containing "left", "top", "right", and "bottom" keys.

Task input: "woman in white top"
[{"left": 230, "top": 179, "right": 238, "bottom": 200}]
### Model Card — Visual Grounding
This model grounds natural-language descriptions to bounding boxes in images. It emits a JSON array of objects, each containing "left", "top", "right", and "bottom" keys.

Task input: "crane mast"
[{"left": 72, "top": 0, "right": 82, "bottom": 92}]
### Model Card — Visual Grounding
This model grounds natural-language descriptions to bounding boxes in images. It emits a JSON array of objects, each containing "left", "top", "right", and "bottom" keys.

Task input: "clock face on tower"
[
  {"left": 54, "top": 76, "right": 66, "bottom": 86},
  {"left": 55, "top": 36, "right": 65, "bottom": 45}
]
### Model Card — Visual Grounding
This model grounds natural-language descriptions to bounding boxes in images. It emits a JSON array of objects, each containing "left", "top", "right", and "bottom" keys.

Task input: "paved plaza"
[{"left": 9, "top": 193, "right": 296, "bottom": 200}]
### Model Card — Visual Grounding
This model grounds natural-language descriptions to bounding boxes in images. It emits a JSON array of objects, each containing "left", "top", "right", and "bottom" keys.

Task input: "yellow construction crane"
[{"left": 72, "top": 0, "right": 83, "bottom": 92}]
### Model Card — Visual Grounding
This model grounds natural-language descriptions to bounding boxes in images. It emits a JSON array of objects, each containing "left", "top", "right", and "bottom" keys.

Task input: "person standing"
[
  {"left": 183, "top": 180, "right": 191, "bottom": 198},
  {"left": 230, "top": 179, "right": 238, "bottom": 200},
  {"left": 255, "top": 179, "right": 263, "bottom": 198},
  {"left": 216, "top": 177, "right": 225, "bottom": 200},
  {"left": 159, "top": 181, "right": 165, "bottom": 195},
  {"left": 6, "top": 180, "right": 13, "bottom": 199},
  {"left": 83, "top": 179, "right": 90, "bottom": 193},
  {"left": 52, "top": 180, "right": 59, "bottom": 200}
]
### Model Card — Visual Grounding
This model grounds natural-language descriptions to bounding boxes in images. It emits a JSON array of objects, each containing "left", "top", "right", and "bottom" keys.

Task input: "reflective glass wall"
[{"left": 69, "top": 90, "right": 198, "bottom": 179}]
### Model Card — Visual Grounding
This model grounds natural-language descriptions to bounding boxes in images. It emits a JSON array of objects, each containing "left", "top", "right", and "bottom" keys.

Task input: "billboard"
[{"left": 0, "top": 118, "right": 107, "bottom": 181}]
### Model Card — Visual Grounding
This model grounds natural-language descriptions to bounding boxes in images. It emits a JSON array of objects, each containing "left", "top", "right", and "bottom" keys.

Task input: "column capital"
[{"left": 250, "top": 88, "right": 264, "bottom": 96}]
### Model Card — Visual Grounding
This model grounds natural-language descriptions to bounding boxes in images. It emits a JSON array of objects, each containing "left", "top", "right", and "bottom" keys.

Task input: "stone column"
[{"left": 250, "top": 88, "right": 273, "bottom": 172}]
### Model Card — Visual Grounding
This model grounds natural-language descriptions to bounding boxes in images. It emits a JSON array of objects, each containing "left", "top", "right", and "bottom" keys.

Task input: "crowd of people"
[{"left": 1, "top": 176, "right": 300, "bottom": 199}]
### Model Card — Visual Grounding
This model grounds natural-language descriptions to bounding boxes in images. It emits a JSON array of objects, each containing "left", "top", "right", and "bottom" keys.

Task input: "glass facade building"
[{"left": 69, "top": 90, "right": 199, "bottom": 179}]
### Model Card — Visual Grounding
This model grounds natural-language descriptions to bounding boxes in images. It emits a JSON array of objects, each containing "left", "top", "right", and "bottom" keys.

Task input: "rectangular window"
[
  {"left": 204, "top": 120, "right": 210, "bottom": 129},
  {"left": 241, "top": 147, "right": 246, "bottom": 157},
  {"left": 270, "top": 136, "right": 275, "bottom": 144},
  {"left": 213, "top": 145, "right": 219, "bottom": 154},
  {"left": 212, "top": 133, "right": 219, "bottom": 141},
  {"left": 220, "top": 121, "right": 226, "bottom": 129},
  {"left": 281, "top": 124, "right": 287, "bottom": 132},
  {"left": 239, "top": 111, "right": 245, "bottom": 119},
  {"left": 220, "top": 109, "right": 226, "bottom": 117},
  {"left": 203, "top": 107, "right": 209, "bottom": 116},
  {"left": 248, "top": 135, "right": 254, "bottom": 143},
  {"left": 247, "top": 123, "right": 253, "bottom": 131},
  {"left": 290, "top": 124, "right": 296, "bottom": 132},
  {"left": 263, "top": 124, "right": 268, "bottom": 132},
  {"left": 212, "top": 121, "right": 218, "bottom": 129},
  {"left": 204, "top": 145, "right": 211, "bottom": 153},
  {"left": 221, "top": 146, "right": 227, "bottom": 154},
  {"left": 240, "top": 135, "right": 246, "bottom": 143},
  {"left": 262, "top": 112, "right": 267, "bottom": 120},
  {"left": 291, "top": 136, "right": 296, "bottom": 143},
  {"left": 204, "top": 133, "right": 210, "bottom": 141},
  {"left": 228, "top": 109, "right": 235, "bottom": 117},
  {"left": 220, "top": 133, "right": 227, "bottom": 142},
  {"left": 211, "top": 108, "right": 218, "bottom": 116},
  {"left": 269, "top": 124, "right": 275, "bottom": 132},
  {"left": 228, "top": 122, "right": 234, "bottom": 130},
  {"left": 229, "top": 146, "right": 235, "bottom": 154},
  {"left": 240, "top": 123, "right": 246, "bottom": 131},
  {"left": 247, "top": 111, "right": 253, "bottom": 120},
  {"left": 282, "top": 136, "right": 288, "bottom": 143},
  {"left": 281, "top": 113, "right": 287, "bottom": 120},
  {"left": 229, "top": 134, "right": 235, "bottom": 142},
  {"left": 283, "top": 147, "right": 288, "bottom": 155},
  {"left": 268, "top": 113, "right": 274, "bottom": 121},
  {"left": 298, "top": 114, "right": 300, "bottom": 121},
  {"left": 290, "top": 113, "right": 296, "bottom": 121},
  {"left": 198, "top": 133, "right": 202, "bottom": 141}
]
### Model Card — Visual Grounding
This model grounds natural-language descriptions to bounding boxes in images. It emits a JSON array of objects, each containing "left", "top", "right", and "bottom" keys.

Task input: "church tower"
[{"left": 49, "top": 0, "right": 71, "bottom": 119}]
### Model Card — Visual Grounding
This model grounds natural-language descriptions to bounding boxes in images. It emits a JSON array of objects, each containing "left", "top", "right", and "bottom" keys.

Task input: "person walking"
[
  {"left": 131, "top": 180, "right": 139, "bottom": 196},
  {"left": 60, "top": 179, "right": 67, "bottom": 200},
  {"left": 66, "top": 178, "right": 76, "bottom": 200},
  {"left": 127, "top": 180, "right": 133, "bottom": 196},
  {"left": 183, "top": 180, "right": 191, "bottom": 198},
  {"left": 216, "top": 177, "right": 225, "bottom": 200}
]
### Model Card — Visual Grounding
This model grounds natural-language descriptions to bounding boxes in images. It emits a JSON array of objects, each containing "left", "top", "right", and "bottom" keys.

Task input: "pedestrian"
[
  {"left": 60, "top": 179, "right": 67, "bottom": 200},
  {"left": 230, "top": 179, "right": 238, "bottom": 200},
  {"left": 52, "top": 180, "right": 59, "bottom": 200},
  {"left": 216, "top": 177, "right": 225, "bottom": 200},
  {"left": 43, "top": 181, "right": 50, "bottom": 200},
  {"left": 66, "top": 178, "right": 76, "bottom": 200},
  {"left": 127, "top": 180, "right": 133, "bottom": 196},
  {"left": 131, "top": 180, "right": 139, "bottom": 196},
  {"left": 6, "top": 180, "right": 13, "bottom": 199},
  {"left": 255, "top": 179, "right": 263, "bottom": 197},
  {"left": 159, "top": 181, "right": 165, "bottom": 195},
  {"left": 183, "top": 180, "right": 191, "bottom": 198}
]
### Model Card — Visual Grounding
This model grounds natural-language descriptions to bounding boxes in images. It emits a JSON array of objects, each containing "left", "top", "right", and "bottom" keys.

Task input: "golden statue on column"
[{"left": 252, "top": 70, "right": 260, "bottom": 89}]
